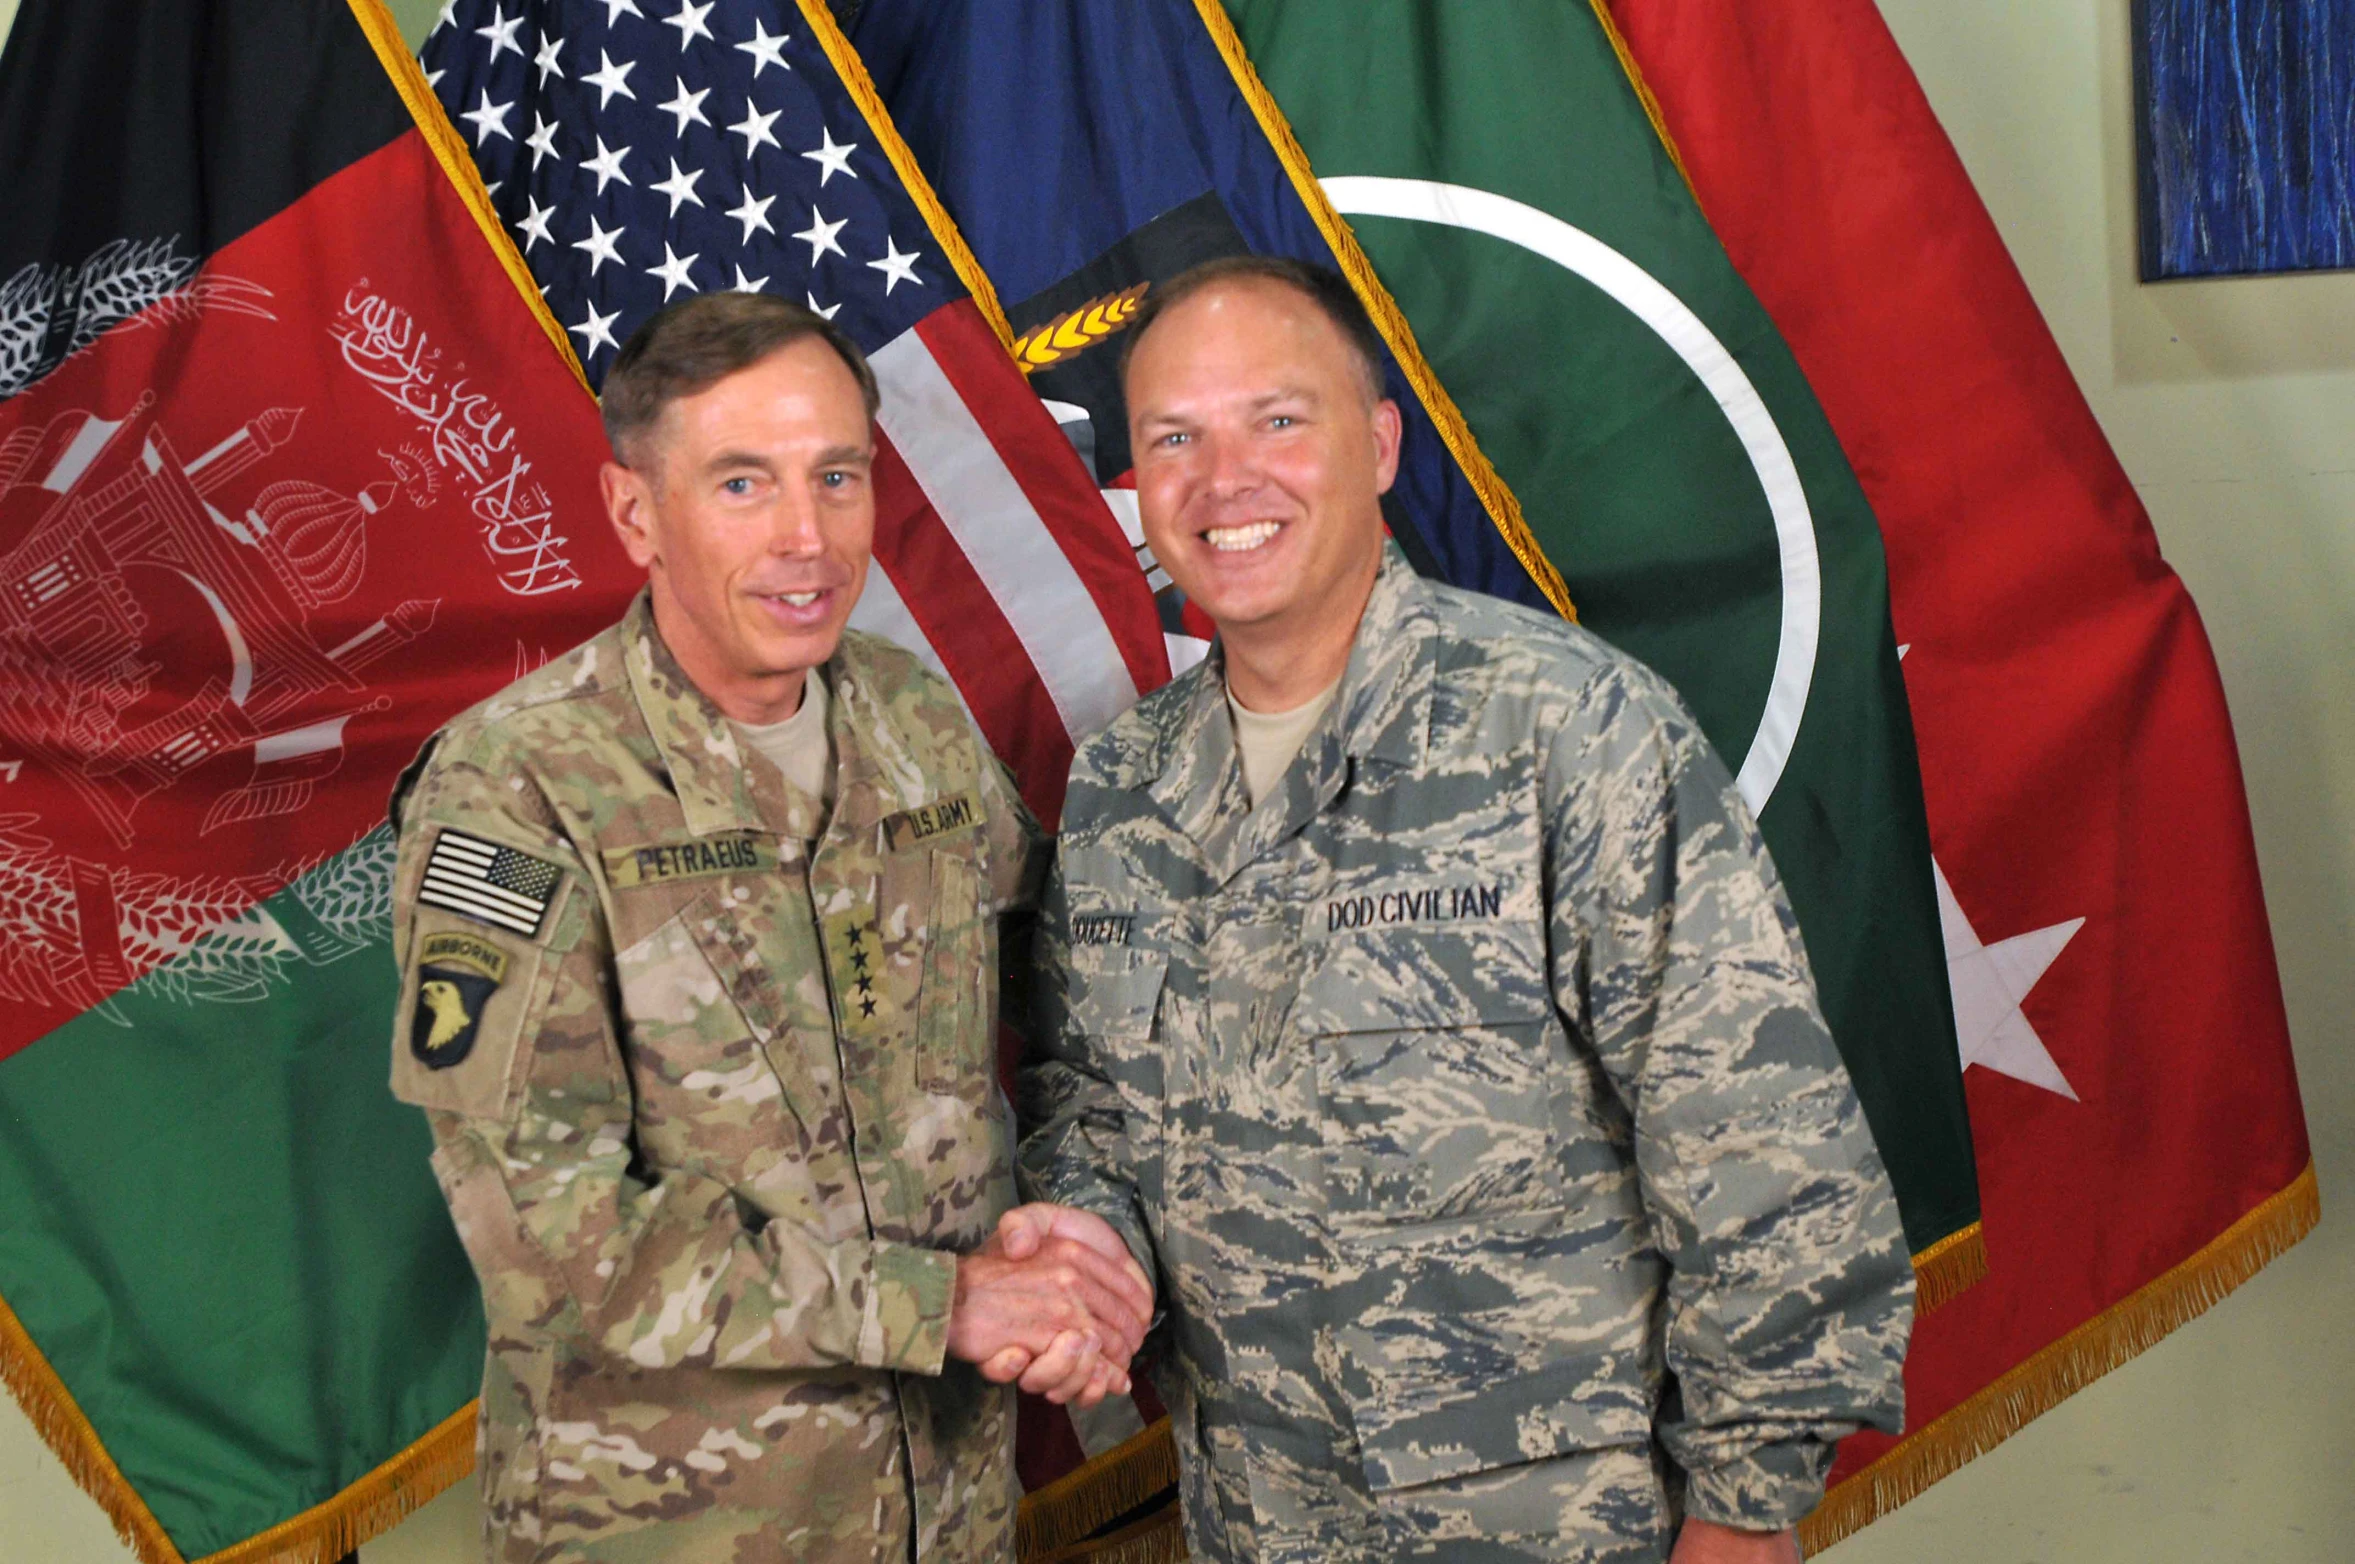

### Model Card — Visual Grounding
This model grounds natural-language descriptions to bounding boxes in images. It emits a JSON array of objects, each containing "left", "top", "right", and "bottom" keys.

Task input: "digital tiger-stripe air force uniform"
[
  {"left": 1025, "top": 546, "right": 1913, "bottom": 1562},
  {"left": 389, "top": 592, "right": 1040, "bottom": 1564}
]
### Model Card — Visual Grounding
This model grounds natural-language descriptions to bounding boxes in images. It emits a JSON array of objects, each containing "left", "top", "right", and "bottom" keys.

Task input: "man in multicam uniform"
[
  {"left": 1019, "top": 258, "right": 1914, "bottom": 1562},
  {"left": 388, "top": 293, "right": 1151, "bottom": 1564}
]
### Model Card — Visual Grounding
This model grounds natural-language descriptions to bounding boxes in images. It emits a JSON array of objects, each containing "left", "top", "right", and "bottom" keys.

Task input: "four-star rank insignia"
[
  {"left": 822, "top": 907, "right": 898, "bottom": 1041},
  {"left": 409, "top": 930, "right": 510, "bottom": 1070}
]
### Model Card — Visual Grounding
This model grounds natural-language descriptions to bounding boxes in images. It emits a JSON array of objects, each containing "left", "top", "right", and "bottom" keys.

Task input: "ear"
[
  {"left": 601, "top": 459, "right": 659, "bottom": 570},
  {"left": 1370, "top": 398, "right": 1403, "bottom": 497}
]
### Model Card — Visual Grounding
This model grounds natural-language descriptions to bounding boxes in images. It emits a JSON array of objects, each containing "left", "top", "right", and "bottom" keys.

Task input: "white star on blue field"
[{"left": 425, "top": 0, "right": 946, "bottom": 382}]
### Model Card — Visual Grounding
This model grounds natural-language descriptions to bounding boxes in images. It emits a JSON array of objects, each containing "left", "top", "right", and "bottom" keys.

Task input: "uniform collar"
[
  {"left": 1143, "top": 543, "right": 1436, "bottom": 876},
  {"left": 821, "top": 634, "right": 949, "bottom": 855},
  {"left": 620, "top": 591, "right": 915, "bottom": 845},
  {"left": 1328, "top": 541, "right": 1437, "bottom": 776}
]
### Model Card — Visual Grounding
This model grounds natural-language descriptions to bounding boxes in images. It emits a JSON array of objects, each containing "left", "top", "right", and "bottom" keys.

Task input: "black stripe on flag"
[
  {"left": 418, "top": 830, "right": 562, "bottom": 938},
  {"left": 0, "top": 0, "right": 412, "bottom": 291}
]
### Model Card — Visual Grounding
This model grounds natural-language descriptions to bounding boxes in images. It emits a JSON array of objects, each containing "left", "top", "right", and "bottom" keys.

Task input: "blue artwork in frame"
[{"left": 2134, "top": 0, "right": 2355, "bottom": 279}]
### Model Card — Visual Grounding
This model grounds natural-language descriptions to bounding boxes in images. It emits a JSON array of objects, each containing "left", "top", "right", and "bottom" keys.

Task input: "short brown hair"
[
  {"left": 601, "top": 292, "right": 880, "bottom": 465},
  {"left": 1119, "top": 255, "right": 1386, "bottom": 402}
]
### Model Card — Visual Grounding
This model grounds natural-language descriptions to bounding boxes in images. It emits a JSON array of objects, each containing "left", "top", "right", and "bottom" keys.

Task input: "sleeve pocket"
[{"left": 429, "top": 1133, "right": 574, "bottom": 1330}]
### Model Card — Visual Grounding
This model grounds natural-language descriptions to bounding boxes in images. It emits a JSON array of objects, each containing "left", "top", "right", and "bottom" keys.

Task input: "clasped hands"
[{"left": 946, "top": 1204, "right": 1153, "bottom": 1409}]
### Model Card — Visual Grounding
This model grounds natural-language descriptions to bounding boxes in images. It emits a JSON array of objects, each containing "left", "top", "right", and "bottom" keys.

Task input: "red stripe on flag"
[
  {"left": 912, "top": 302, "right": 1171, "bottom": 698},
  {"left": 870, "top": 432, "right": 1074, "bottom": 823}
]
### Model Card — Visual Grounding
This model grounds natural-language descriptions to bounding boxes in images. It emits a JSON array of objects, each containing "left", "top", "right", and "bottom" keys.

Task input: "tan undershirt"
[
  {"left": 1226, "top": 676, "right": 1342, "bottom": 807},
  {"left": 732, "top": 669, "right": 836, "bottom": 807}
]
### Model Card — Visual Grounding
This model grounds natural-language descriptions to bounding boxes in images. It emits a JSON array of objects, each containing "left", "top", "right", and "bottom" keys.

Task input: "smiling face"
[
  {"left": 601, "top": 335, "right": 875, "bottom": 723},
  {"left": 1125, "top": 275, "right": 1401, "bottom": 705}
]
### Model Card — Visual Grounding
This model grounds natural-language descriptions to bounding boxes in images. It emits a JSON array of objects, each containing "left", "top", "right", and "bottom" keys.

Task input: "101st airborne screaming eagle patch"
[{"left": 410, "top": 929, "right": 510, "bottom": 1069}]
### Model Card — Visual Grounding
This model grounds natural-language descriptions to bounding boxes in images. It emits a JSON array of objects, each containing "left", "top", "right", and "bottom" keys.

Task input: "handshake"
[{"left": 945, "top": 1204, "right": 1156, "bottom": 1410}]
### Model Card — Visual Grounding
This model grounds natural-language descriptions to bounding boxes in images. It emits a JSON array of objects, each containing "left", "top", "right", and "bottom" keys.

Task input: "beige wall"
[{"left": 0, "top": 0, "right": 2347, "bottom": 1558}]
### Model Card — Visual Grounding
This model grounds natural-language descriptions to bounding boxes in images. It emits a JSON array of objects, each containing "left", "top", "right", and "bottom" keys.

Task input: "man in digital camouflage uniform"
[
  {"left": 389, "top": 293, "right": 1150, "bottom": 1564},
  {"left": 1019, "top": 258, "right": 1914, "bottom": 1562}
]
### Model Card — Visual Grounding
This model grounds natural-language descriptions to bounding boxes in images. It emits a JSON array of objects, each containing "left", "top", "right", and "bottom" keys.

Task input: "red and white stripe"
[{"left": 848, "top": 300, "right": 1170, "bottom": 822}]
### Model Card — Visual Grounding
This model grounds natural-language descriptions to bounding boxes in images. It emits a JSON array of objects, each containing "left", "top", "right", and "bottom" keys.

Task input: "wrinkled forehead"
[{"left": 647, "top": 343, "right": 875, "bottom": 462}]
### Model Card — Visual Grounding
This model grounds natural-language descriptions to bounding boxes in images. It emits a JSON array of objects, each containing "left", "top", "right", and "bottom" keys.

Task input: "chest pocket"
[{"left": 1296, "top": 922, "right": 1562, "bottom": 1229}]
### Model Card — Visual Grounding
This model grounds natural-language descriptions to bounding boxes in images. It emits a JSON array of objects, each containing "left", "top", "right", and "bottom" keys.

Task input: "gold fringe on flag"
[
  {"left": 1910, "top": 1220, "right": 1988, "bottom": 1313},
  {"left": 1033, "top": 1507, "right": 1188, "bottom": 1564},
  {"left": 1799, "top": 1160, "right": 2321, "bottom": 1554},
  {"left": 0, "top": 1282, "right": 480, "bottom": 1564},
  {"left": 1019, "top": 1415, "right": 1182, "bottom": 1559},
  {"left": 193, "top": 1403, "right": 478, "bottom": 1564},
  {"left": 1185, "top": 0, "right": 1577, "bottom": 625},
  {"left": 792, "top": 0, "right": 1021, "bottom": 352},
  {"left": 0, "top": 1286, "right": 180, "bottom": 1564},
  {"left": 345, "top": 0, "right": 589, "bottom": 394},
  {"left": 0, "top": 11, "right": 525, "bottom": 1560}
]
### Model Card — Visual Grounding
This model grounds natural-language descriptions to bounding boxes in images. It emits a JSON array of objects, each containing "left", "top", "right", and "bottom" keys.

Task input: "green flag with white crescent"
[{"left": 1223, "top": 0, "right": 1982, "bottom": 1287}]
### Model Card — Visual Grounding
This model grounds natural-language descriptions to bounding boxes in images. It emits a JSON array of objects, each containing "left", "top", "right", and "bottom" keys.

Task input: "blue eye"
[
  {"left": 1269, "top": 415, "right": 1295, "bottom": 430},
  {"left": 723, "top": 477, "right": 753, "bottom": 495},
  {"left": 820, "top": 471, "right": 845, "bottom": 487}
]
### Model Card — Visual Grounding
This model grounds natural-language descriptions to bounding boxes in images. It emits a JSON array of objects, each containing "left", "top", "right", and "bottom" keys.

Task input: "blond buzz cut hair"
[{"left": 1119, "top": 254, "right": 1387, "bottom": 404}]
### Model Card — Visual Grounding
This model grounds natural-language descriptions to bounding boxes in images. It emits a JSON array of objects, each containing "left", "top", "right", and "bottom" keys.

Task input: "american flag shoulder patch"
[{"left": 418, "top": 829, "right": 566, "bottom": 939}]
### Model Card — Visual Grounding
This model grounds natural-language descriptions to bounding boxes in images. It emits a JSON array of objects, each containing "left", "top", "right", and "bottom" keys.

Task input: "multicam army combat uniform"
[
  {"left": 1025, "top": 546, "right": 1913, "bottom": 1562},
  {"left": 390, "top": 592, "right": 1039, "bottom": 1563}
]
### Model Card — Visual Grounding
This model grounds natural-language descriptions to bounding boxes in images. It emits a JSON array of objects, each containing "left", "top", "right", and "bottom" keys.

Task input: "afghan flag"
[
  {"left": 1599, "top": 0, "right": 2317, "bottom": 1545},
  {"left": 0, "top": 0, "right": 638, "bottom": 1556}
]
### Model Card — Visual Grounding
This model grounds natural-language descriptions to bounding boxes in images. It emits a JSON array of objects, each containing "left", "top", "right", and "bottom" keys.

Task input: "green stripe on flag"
[
  {"left": 1225, "top": 0, "right": 1980, "bottom": 1264},
  {"left": 0, "top": 829, "right": 480, "bottom": 1556}
]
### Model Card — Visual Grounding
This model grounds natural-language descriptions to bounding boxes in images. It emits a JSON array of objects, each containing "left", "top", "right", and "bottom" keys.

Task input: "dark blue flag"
[{"left": 847, "top": 0, "right": 1567, "bottom": 623}]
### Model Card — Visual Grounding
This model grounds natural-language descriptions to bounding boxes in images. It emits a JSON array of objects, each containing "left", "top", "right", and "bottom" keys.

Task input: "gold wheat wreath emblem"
[{"left": 1011, "top": 281, "right": 1150, "bottom": 374}]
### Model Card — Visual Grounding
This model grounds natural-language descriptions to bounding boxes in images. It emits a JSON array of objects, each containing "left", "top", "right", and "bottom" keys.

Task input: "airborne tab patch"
[
  {"left": 602, "top": 832, "right": 779, "bottom": 889},
  {"left": 410, "top": 930, "right": 510, "bottom": 1070},
  {"left": 882, "top": 791, "right": 982, "bottom": 852},
  {"left": 418, "top": 830, "right": 564, "bottom": 938},
  {"left": 419, "top": 928, "right": 511, "bottom": 983}
]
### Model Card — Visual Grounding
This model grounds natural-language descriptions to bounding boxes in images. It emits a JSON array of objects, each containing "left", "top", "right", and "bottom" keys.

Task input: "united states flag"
[{"left": 422, "top": 0, "right": 1170, "bottom": 820}]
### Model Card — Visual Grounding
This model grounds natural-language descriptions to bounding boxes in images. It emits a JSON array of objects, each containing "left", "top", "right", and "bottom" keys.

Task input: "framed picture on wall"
[{"left": 2133, "top": 0, "right": 2354, "bottom": 279}]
